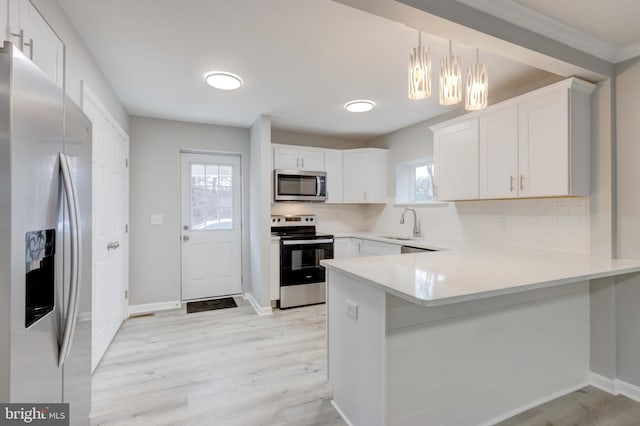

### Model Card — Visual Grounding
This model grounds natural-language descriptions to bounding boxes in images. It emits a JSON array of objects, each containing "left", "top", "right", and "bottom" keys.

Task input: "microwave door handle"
[{"left": 316, "top": 176, "right": 321, "bottom": 197}]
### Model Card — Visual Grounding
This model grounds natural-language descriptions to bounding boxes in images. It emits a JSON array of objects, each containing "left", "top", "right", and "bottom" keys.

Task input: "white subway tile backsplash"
[{"left": 276, "top": 196, "right": 591, "bottom": 256}]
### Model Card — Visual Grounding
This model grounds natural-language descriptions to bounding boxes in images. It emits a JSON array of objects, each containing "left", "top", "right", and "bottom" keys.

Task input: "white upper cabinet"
[
  {"left": 342, "top": 148, "right": 388, "bottom": 204},
  {"left": 1, "top": 0, "right": 8, "bottom": 44},
  {"left": 433, "top": 119, "right": 479, "bottom": 201},
  {"left": 432, "top": 78, "right": 594, "bottom": 201},
  {"left": 324, "top": 149, "right": 343, "bottom": 203},
  {"left": 8, "top": 0, "right": 64, "bottom": 87},
  {"left": 479, "top": 105, "right": 518, "bottom": 198},
  {"left": 518, "top": 88, "right": 572, "bottom": 197},
  {"left": 273, "top": 145, "right": 325, "bottom": 171}
]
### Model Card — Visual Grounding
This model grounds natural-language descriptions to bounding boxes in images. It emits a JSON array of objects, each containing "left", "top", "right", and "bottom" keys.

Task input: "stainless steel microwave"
[{"left": 274, "top": 169, "right": 327, "bottom": 202}]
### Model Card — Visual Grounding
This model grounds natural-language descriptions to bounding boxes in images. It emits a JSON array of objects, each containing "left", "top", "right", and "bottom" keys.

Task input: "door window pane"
[{"left": 190, "top": 162, "right": 235, "bottom": 231}]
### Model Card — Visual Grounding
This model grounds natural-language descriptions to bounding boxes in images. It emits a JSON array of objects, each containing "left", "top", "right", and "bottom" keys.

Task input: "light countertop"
[{"left": 321, "top": 237, "right": 640, "bottom": 307}]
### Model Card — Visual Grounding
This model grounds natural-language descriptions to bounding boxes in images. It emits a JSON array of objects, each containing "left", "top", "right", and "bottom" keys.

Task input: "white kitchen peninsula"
[{"left": 321, "top": 244, "right": 640, "bottom": 426}]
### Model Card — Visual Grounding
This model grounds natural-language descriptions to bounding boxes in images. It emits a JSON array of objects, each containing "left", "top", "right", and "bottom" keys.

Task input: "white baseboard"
[
  {"left": 243, "top": 293, "right": 273, "bottom": 316},
  {"left": 128, "top": 301, "right": 181, "bottom": 316},
  {"left": 589, "top": 372, "right": 640, "bottom": 402},
  {"left": 589, "top": 372, "right": 618, "bottom": 394},
  {"left": 330, "top": 400, "right": 354, "bottom": 426}
]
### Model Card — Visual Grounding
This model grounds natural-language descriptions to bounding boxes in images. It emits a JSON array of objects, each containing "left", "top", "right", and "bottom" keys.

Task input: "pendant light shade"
[
  {"left": 439, "top": 41, "right": 462, "bottom": 106},
  {"left": 466, "top": 49, "right": 488, "bottom": 111},
  {"left": 408, "top": 31, "right": 431, "bottom": 100}
]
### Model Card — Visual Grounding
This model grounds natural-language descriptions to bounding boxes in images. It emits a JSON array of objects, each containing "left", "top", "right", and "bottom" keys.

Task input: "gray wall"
[
  {"left": 615, "top": 57, "right": 640, "bottom": 387},
  {"left": 249, "top": 115, "right": 272, "bottom": 308},
  {"left": 31, "top": 0, "right": 129, "bottom": 133},
  {"left": 129, "top": 116, "right": 250, "bottom": 306}
]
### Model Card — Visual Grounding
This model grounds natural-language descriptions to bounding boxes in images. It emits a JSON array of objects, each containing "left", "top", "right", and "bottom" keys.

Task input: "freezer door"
[
  {"left": 61, "top": 96, "right": 92, "bottom": 424},
  {"left": 7, "top": 44, "right": 65, "bottom": 402}
]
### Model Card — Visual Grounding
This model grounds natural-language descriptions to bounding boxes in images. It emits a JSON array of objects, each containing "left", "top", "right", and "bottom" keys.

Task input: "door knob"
[
  {"left": 183, "top": 225, "right": 189, "bottom": 230},
  {"left": 182, "top": 235, "right": 189, "bottom": 242}
]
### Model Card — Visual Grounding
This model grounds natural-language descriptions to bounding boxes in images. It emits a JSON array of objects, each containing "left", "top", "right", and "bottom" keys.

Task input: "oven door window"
[
  {"left": 278, "top": 175, "right": 318, "bottom": 196},
  {"left": 280, "top": 243, "right": 333, "bottom": 286}
]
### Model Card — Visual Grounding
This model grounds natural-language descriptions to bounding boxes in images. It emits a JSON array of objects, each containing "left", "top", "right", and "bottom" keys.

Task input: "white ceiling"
[
  {"left": 58, "top": 0, "right": 553, "bottom": 140},
  {"left": 457, "top": 0, "right": 640, "bottom": 63}
]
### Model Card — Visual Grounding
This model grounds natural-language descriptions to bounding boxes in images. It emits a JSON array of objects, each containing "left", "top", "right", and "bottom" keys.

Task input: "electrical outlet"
[
  {"left": 346, "top": 299, "right": 358, "bottom": 320},
  {"left": 151, "top": 214, "right": 163, "bottom": 225}
]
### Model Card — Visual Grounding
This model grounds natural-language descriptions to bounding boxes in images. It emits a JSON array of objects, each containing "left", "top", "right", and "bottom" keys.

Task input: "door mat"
[{"left": 187, "top": 297, "right": 238, "bottom": 314}]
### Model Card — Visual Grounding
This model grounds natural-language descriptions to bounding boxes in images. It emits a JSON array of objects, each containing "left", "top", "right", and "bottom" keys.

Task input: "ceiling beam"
[{"left": 332, "top": 0, "right": 613, "bottom": 81}]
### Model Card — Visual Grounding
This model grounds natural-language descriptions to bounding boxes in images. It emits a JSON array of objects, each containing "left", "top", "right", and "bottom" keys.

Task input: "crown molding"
[
  {"left": 617, "top": 41, "right": 640, "bottom": 63},
  {"left": 455, "top": 0, "right": 623, "bottom": 63}
]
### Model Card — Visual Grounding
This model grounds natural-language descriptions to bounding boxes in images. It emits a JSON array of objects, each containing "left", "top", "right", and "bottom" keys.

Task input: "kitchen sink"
[{"left": 375, "top": 235, "right": 414, "bottom": 241}]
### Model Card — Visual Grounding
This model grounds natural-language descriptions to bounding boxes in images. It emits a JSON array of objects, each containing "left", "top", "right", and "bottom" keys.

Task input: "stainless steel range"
[{"left": 271, "top": 215, "right": 334, "bottom": 308}]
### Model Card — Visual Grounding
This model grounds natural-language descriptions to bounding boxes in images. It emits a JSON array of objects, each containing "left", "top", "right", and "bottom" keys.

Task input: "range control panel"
[{"left": 270, "top": 215, "right": 316, "bottom": 227}]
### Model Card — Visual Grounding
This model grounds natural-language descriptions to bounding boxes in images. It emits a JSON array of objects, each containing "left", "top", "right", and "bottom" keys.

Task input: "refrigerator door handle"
[{"left": 58, "top": 153, "right": 82, "bottom": 367}]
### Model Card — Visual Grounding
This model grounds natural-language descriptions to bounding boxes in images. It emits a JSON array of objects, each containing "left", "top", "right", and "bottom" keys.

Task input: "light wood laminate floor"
[
  {"left": 90, "top": 298, "right": 344, "bottom": 425},
  {"left": 498, "top": 386, "right": 640, "bottom": 426},
  {"left": 91, "top": 297, "right": 640, "bottom": 425}
]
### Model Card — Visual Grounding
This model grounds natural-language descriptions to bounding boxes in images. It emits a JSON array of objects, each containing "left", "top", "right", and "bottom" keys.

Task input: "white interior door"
[
  {"left": 181, "top": 153, "right": 242, "bottom": 300},
  {"left": 83, "top": 84, "right": 129, "bottom": 372}
]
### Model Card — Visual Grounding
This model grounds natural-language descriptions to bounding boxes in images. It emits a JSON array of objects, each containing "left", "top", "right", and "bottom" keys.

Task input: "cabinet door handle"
[
  {"left": 510, "top": 176, "right": 515, "bottom": 192},
  {"left": 301, "top": 158, "right": 304, "bottom": 168},
  {"left": 520, "top": 174, "right": 525, "bottom": 191},
  {"left": 24, "top": 38, "right": 34, "bottom": 60},
  {"left": 433, "top": 184, "right": 438, "bottom": 196},
  {"left": 296, "top": 158, "right": 300, "bottom": 168},
  {"left": 10, "top": 29, "right": 24, "bottom": 50}
]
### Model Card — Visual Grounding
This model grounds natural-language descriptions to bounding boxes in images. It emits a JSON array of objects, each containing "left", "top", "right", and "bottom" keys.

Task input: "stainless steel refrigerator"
[{"left": 0, "top": 41, "right": 92, "bottom": 424}]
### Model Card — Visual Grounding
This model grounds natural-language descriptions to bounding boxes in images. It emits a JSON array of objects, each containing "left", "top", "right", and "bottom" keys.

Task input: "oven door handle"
[{"left": 282, "top": 239, "right": 334, "bottom": 245}]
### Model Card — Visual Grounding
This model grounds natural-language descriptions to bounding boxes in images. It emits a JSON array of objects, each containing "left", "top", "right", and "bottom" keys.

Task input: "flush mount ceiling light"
[
  {"left": 439, "top": 41, "right": 462, "bottom": 106},
  {"left": 204, "top": 71, "right": 243, "bottom": 90},
  {"left": 408, "top": 30, "right": 431, "bottom": 100},
  {"left": 465, "top": 49, "right": 488, "bottom": 111},
  {"left": 344, "top": 100, "right": 375, "bottom": 113}
]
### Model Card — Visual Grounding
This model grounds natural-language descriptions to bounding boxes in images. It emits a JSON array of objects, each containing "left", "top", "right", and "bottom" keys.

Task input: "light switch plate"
[
  {"left": 151, "top": 214, "right": 163, "bottom": 225},
  {"left": 346, "top": 299, "right": 358, "bottom": 320}
]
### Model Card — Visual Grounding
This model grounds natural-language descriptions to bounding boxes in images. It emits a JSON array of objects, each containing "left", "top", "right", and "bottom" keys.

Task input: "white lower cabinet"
[
  {"left": 350, "top": 238, "right": 363, "bottom": 257},
  {"left": 337, "top": 237, "right": 399, "bottom": 258},
  {"left": 361, "top": 239, "right": 401, "bottom": 256},
  {"left": 333, "top": 237, "right": 351, "bottom": 259},
  {"left": 270, "top": 239, "right": 280, "bottom": 301}
]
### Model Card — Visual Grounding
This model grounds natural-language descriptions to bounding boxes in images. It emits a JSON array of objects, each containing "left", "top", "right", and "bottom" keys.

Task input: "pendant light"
[
  {"left": 408, "top": 30, "right": 431, "bottom": 100},
  {"left": 466, "top": 49, "right": 488, "bottom": 111},
  {"left": 439, "top": 40, "right": 462, "bottom": 105}
]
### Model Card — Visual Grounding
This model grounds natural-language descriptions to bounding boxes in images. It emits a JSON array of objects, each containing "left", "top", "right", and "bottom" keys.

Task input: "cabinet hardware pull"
[
  {"left": 510, "top": 176, "right": 515, "bottom": 192},
  {"left": 10, "top": 30, "right": 24, "bottom": 50},
  {"left": 520, "top": 174, "right": 525, "bottom": 191},
  {"left": 24, "top": 38, "right": 34, "bottom": 60}
]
